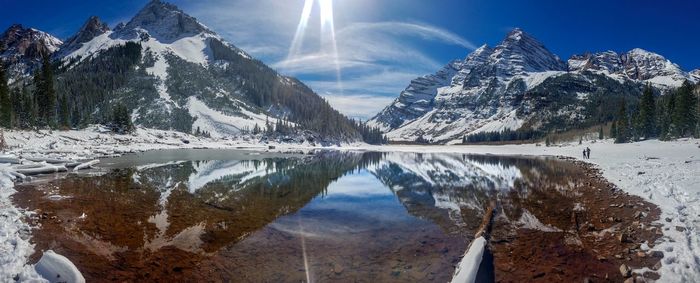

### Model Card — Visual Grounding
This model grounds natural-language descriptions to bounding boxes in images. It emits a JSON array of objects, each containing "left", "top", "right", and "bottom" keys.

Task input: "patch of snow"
[
  {"left": 451, "top": 236, "right": 486, "bottom": 283},
  {"left": 34, "top": 250, "right": 85, "bottom": 283},
  {"left": 518, "top": 209, "right": 562, "bottom": 232}
]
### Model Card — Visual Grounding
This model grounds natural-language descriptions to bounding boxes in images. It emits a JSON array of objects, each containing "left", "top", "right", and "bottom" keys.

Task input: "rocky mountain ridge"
[{"left": 368, "top": 28, "right": 698, "bottom": 143}]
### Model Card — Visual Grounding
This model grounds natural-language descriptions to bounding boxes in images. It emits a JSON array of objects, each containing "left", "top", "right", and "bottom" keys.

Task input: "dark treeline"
[
  {"left": 462, "top": 128, "right": 544, "bottom": 144},
  {"left": 612, "top": 82, "right": 699, "bottom": 143}
]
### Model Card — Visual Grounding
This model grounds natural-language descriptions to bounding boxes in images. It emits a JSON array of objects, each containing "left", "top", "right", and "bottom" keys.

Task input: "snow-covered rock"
[{"left": 570, "top": 48, "right": 696, "bottom": 89}]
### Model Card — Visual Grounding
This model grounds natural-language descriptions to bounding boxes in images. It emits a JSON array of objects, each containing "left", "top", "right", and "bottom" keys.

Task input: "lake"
[{"left": 14, "top": 149, "right": 609, "bottom": 282}]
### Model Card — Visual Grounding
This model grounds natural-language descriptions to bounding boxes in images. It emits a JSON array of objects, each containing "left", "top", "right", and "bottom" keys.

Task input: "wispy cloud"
[{"left": 178, "top": 0, "right": 474, "bottom": 119}]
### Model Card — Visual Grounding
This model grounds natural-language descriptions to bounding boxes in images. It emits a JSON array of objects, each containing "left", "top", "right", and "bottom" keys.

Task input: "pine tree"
[
  {"left": 10, "top": 88, "right": 22, "bottom": 128},
  {"left": 659, "top": 92, "right": 675, "bottom": 140},
  {"left": 35, "top": 55, "right": 56, "bottom": 127},
  {"left": 0, "top": 64, "right": 11, "bottom": 128},
  {"left": 598, "top": 126, "right": 604, "bottom": 140},
  {"left": 615, "top": 100, "right": 629, "bottom": 143},
  {"left": 610, "top": 120, "right": 618, "bottom": 140},
  {"left": 59, "top": 94, "right": 70, "bottom": 128},
  {"left": 22, "top": 87, "right": 35, "bottom": 129},
  {"left": 672, "top": 82, "right": 697, "bottom": 138},
  {"left": 638, "top": 84, "right": 656, "bottom": 139},
  {"left": 110, "top": 104, "right": 133, "bottom": 134}
]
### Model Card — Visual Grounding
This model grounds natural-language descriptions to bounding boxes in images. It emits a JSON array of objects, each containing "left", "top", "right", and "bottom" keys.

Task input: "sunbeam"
[
  {"left": 286, "top": 0, "right": 314, "bottom": 63},
  {"left": 318, "top": 0, "right": 343, "bottom": 94}
]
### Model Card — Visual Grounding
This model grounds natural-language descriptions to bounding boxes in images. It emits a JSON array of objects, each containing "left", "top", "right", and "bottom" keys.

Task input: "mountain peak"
[
  {"left": 505, "top": 28, "right": 524, "bottom": 40},
  {"left": 60, "top": 16, "right": 110, "bottom": 54},
  {"left": 491, "top": 28, "right": 567, "bottom": 73},
  {"left": 118, "top": 0, "right": 211, "bottom": 42}
]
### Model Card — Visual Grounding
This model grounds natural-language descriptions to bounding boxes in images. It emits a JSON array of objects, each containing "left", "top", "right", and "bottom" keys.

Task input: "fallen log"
[
  {"left": 0, "top": 156, "right": 22, "bottom": 164},
  {"left": 12, "top": 164, "right": 46, "bottom": 170},
  {"left": 7, "top": 170, "right": 27, "bottom": 180},
  {"left": 25, "top": 157, "right": 73, "bottom": 164},
  {"left": 73, "top": 160, "right": 100, "bottom": 172},
  {"left": 15, "top": 164, "right": 68, "bottom": 175}
]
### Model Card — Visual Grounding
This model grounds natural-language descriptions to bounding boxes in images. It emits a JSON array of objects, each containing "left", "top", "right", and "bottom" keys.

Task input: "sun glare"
[{"left": 287, "top": 0, "right": 343, "bottom": 93}]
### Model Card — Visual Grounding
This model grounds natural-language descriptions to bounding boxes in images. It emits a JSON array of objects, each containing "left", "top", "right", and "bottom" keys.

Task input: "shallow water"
[{"left": 14, "top": 150, "right": 590, "bottom": 282}]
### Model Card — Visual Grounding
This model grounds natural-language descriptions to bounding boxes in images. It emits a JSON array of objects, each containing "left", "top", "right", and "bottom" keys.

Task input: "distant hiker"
[
  {"left": 583, "top": 149, "right": 587, "bottom": 159},
  {"left": 586, "top": 147, "right": 591, "bottom": 159}
]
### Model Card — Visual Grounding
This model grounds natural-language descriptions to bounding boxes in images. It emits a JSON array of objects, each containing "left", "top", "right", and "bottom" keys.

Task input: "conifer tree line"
[
  {"left": 611, "top": 82, "right": 699, "bottom": 143},
  {"left": 458, "top": 81, "right": 700, "bottom": 145},
  {"left": 0, "top": 46, "right": 139, "bottom": 133}
]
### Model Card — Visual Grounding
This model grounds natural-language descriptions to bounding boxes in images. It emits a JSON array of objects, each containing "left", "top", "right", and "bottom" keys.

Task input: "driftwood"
[
  {"left": 15, "top": 164, "right": 68, "bottom": 175},
  {"left": 0, "top": 157, "right": 22, "bottom": 164},
  {"left": 25, "top": 157, "right": 73, "bottom": 164},
  {"left": 73, "top": 160, "right": 100, "bottom": 172}
]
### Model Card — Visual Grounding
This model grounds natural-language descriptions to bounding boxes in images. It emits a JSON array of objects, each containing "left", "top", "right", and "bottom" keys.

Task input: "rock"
[
  {"left": 665, "top": 217, "right": 672, "bottom": 222},
  {"left": 332, "top": 263, "right": 344, "bottom": 274},
  {"left": 675, "top": 226, "right": 686, "bottom": 232},
  {"left": 636, "top": 251, "right": 646, "bottom": 258},
  {"left": 617, "top": 232, "right": 631, "bottom": 243},
  {"left": 619, "top": 264, "right": 631, "bottom": 277}
]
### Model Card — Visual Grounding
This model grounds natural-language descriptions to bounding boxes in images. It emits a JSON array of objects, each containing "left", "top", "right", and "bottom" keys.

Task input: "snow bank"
[
  {"left": 35, "top": 250, "right": 85, "bottom": 283},
  {"left": 451, "top": 236, "right": 486, "bottom": 283}
]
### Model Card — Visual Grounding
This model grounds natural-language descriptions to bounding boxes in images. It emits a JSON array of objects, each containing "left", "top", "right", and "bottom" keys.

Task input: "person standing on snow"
[{"left": 586, "top": 147, "right": 591, "bottom": 159}]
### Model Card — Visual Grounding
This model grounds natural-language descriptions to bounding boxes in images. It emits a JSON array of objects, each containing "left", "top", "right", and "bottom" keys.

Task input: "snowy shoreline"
[{"left": 1, "top": 127, "right": 698, "bottom": 282}]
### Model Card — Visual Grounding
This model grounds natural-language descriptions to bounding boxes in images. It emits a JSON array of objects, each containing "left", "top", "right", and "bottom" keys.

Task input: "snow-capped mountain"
[
  {"left": 0, "top": 24, "right": 62, "bottom": 83},
  {"left": 569, "top": 48, "right": 694, "bottom": 89},
  {"left": 368, "top": 29, "right": 569, "bottom": 142},
  {"left": 369, "top": 28, "right": 698, "bottom": 143},
  {"left": 1, "top": 0, "right": 364, "bottom": 143}
]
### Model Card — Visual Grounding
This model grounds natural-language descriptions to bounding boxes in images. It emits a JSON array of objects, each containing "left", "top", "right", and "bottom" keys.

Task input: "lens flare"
[
  {"left": 318, "top": 0, "right": 343, "bottom": 94},
  {"left": 286, "top": 0, "right": 314, "bottom": 62}
]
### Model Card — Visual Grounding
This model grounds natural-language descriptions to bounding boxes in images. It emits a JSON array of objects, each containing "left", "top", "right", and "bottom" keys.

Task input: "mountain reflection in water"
[{"left": 15, "top": 150, "right": 586, "bottom": 282}]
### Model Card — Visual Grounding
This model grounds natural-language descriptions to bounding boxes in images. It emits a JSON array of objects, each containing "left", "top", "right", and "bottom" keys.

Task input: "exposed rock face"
[
  {"left": 57, "top": 16, "right": 110, "bottom": 57},
  {"left": 115, "top": 0, "right": 211, "bottom": 42},
  {"left": 0, "top": 24, "right": 62, "bottom": 82}
]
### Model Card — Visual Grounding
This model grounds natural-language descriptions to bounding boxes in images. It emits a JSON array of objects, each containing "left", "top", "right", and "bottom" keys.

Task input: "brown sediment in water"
[
  {"left": 489, "top": 158, "right": 663, "bottom": 283},
  {"left": 11, "top": 154, "right": 665, "bottom": 282}
]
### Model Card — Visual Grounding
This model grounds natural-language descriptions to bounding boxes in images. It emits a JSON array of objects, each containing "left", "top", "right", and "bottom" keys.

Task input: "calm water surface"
[{"left": 15, "top": 149, "right": 586, "bottom": 282}]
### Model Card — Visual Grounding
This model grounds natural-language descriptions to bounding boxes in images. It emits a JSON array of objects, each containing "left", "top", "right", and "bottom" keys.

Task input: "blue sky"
[{"left": 2, "top": 0, "right": 699, "bottom": 119}]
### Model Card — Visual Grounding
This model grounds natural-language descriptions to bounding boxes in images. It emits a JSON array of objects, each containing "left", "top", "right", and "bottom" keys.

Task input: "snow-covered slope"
[
  {"left": 370, "top": 28, "right": 698, "bottom": 143},
  {"left": 690, "top": 69, "right": 700, "bottom": 82},
  {"left": 0, "top": 24, "right": 62, "bottom": 84}
]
